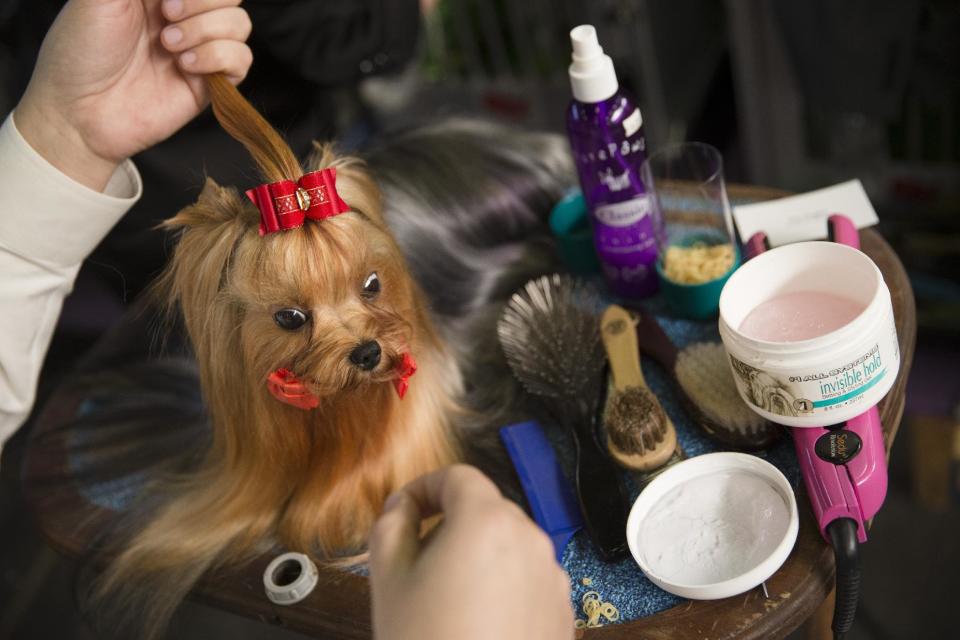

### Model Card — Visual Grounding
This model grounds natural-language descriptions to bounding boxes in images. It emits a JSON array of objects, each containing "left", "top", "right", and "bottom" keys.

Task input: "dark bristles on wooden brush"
[
  {"left": 600, "top": 305, "right": 678, "bottom": 471},
  {"left": 606, "top": 387, "right": 667, "bottom": 462},
  {"left": 497, "top": 274, "right": 629, "bottom": 560}
]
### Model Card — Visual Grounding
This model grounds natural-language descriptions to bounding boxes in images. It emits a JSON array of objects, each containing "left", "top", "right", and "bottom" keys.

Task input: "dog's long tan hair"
[{"left": 92, "top": 75, "right": 462, "bottom": 637}]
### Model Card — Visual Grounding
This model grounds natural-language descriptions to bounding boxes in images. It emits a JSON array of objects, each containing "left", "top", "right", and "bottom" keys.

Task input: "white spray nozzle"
[
  {"left": 570, "top": 25, "right": 602, "bottom": 60},
  {"left": 568, "top": 24, "right": 618, "bottom": 103}
]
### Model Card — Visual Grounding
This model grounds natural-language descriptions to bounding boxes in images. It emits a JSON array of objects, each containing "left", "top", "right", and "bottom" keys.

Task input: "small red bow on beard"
[
  {"left": 246, "top": 168, "right": 350, "bottom": 236},
  {"left": 266, "top": 353, "right": 418, "bottom": 410},
  {"left": 266, "top": 368, "right": 320, "bottom": 410},
  {"left": 393, "top": 352, "right": 418, "bottom": 400}
]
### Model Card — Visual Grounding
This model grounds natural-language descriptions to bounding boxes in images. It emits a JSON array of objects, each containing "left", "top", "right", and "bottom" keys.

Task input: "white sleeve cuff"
[{"left": 0, "top": 113, "right": 142, "bottom": 268}]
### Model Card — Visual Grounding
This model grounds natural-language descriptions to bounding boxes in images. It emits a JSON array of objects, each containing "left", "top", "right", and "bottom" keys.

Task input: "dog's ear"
[
  {"left": 161, "top": 178, "right": 259, "bottom": 231},
  {"left": 154, "top": 178, "right": 252, "bottom": 335},
  {"left": 307, "top": 142, "right": 385, "bottom": 227},
  {"left": 197, "top": 177, "right": 228, "bottom": 207}
]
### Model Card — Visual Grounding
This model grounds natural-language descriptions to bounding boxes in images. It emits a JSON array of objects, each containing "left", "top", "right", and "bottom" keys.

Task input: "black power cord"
[{"left": 826, "top": 518, "right": 861, "bottom": 640}]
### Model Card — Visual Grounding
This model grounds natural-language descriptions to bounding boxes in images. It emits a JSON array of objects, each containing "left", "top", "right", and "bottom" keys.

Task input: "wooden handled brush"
[
  {"left": 600, "top": 305, "right": 678, "bottom": 471},
  {"left": 628, "top": 309, "right": 782, "bottom": 450}
]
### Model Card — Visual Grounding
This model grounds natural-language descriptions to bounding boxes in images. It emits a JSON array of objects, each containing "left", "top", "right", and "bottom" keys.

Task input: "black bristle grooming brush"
[{"left": 497, "top": 274, "right": 629, "bottom": 560}]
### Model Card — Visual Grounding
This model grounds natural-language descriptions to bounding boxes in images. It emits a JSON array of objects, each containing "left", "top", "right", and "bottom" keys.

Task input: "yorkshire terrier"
[{"left": 93, "top": 76, "right": 463, "bottom": 632}]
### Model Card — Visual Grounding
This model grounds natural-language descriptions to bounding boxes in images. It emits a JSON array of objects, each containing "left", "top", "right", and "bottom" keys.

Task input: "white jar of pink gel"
[{"left": 718, "top": 241, "right": 899, "bottom": 428}]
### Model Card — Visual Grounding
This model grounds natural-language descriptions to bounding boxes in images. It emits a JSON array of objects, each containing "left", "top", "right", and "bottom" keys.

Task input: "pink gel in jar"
[{"left": 738, "top": 291, "right": 866, "bottom": 342}]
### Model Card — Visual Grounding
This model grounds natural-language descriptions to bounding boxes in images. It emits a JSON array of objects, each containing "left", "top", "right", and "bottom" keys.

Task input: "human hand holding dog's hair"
[
  {"left": 369, "top": 465, "right": 575, "bottom": 640},
  {"left": 15, "top": 0, "right": 253, "bottom": 192}
]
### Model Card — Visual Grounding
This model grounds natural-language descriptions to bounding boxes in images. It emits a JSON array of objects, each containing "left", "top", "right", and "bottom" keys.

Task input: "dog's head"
[
  {"left": 159, "top": 146, "right": 426, "bottom": 414},
  {"left": 239, "top": 212, "right": 415, "bottom": 399},
  {"left": 161, "top": 128, "right": 429, "bottom": 440}
]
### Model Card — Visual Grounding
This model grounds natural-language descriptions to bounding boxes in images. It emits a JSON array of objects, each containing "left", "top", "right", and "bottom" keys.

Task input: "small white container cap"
[
  {"left": 626, "top": 452, "right": 799, "bottom": 600},
  {"left": 569, "top": 25, "right": 619, "bottom": 103},
  {"left": 263, "top": 552, "right": 319, "bottom": 606}
]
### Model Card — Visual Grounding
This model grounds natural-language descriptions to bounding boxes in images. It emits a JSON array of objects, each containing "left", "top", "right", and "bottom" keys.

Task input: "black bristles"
[{"left": 497, "top": 274, "right": 606, "bottom": 417}]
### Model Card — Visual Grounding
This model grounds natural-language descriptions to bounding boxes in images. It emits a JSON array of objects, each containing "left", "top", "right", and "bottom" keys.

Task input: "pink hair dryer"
[{"left": 745, "top": 215, "right": 888, "bottom": 640}]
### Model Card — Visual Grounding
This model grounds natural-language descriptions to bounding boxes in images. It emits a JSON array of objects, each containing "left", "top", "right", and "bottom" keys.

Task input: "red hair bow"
[
  {"left": 266, "top": 368, "right": 320, "bottom": 410},
  {"left": 246, "top": 168, "right": 350, "bottom": 236},
  {"left": 393, "top": 352, "right": 418, "bottom": 400}
]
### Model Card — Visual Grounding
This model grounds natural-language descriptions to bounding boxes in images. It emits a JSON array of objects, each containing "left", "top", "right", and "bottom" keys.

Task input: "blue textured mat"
[
  {"left": 68, "top": 302, "right": 799, "bottom": 624},
  {"left": 554, "top": 294, "right": 800, "bottom": 623},
  {"left": 548, "top": 194, "right": 802, "bottom": 623}
]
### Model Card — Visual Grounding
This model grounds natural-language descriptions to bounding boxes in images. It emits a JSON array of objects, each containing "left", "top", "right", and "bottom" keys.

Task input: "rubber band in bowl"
[
  {"left": 655, "top": 239, "right": 741, "bottom": 320},
  {"left": 263, "top": 552, "right": 319, "bottom": 605}
]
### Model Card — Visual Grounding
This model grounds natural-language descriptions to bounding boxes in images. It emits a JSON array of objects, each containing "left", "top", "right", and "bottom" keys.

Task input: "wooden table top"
[{"left": 23, "top": 184, "right": 916, "bottom": 640}]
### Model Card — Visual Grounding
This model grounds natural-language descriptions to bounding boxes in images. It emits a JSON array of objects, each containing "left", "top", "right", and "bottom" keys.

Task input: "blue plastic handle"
[{"left": 500, "top": 420, "right": 584, "bottom": 562}]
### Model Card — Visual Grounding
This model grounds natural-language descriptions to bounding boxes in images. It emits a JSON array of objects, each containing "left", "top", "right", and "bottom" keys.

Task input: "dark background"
[{"left": 1, "top": 1, "right": 958, "bottom": 638}]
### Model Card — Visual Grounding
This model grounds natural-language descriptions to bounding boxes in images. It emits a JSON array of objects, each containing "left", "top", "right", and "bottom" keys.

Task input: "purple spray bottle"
[{"left": 566, "top": 25, "right": 661, "bottom": 298}]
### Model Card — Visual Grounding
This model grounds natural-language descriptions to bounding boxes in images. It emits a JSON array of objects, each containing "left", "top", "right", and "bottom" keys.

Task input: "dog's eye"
[
  {"left": 362, "top": 272, "right": 381, "bottom": 297},
  {"left": 274, "top": 308, "right": 309, "bottom": 331}
]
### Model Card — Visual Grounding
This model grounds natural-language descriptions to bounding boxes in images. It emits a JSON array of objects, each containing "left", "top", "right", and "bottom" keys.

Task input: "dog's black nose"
[{"left": 349, "top": 341, "right": 382, "bottom": 371}]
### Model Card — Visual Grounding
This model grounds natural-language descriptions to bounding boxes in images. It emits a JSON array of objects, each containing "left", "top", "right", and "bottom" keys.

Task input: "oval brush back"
[{"left": 497, "top": 274, "right": 606, "bottom": 405}]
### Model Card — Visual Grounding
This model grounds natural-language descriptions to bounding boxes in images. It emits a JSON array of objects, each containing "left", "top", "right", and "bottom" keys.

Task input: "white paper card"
[{"left": 732, "top": 179, "right": 879, "bottom": 247}]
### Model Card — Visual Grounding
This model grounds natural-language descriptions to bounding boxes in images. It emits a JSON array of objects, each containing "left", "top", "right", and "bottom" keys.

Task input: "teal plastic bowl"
[
  {"left": 656, "top": 245, "right": 741, "bottom": 320},
  {"left": 549, "top": 190, "right": 601, "bottom": 275}
]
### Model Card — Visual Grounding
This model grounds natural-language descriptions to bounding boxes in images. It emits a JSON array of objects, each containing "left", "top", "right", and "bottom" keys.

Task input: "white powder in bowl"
[{"left": 638, "top": 471, "right": 790, "bottom": 585}]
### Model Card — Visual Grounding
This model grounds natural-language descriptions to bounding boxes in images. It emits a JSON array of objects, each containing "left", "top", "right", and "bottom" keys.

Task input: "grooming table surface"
[{"left": 23, "top": 185, "right": 916, "bottom": 639}]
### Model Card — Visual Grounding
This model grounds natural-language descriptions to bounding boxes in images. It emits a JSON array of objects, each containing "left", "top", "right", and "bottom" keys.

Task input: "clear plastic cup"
[{"left": 640, "top": 142, "right": 739, "bottom": 318}]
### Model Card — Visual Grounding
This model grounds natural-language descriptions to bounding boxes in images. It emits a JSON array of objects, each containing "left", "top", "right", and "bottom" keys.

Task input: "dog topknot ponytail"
[{"left": 205, "top": 74, "right": 302, "bottom": 182}]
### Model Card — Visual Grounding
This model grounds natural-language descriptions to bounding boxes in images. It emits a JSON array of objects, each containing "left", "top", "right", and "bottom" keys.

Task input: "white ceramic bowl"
[{"left": 626, "top": 452, "right": 799, "bottom": 600}]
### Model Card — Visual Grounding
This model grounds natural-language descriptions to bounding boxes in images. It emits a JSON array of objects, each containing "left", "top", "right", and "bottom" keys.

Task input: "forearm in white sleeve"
[{"left": 0, "top": 113, "right": 142, "bottom": 463}]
